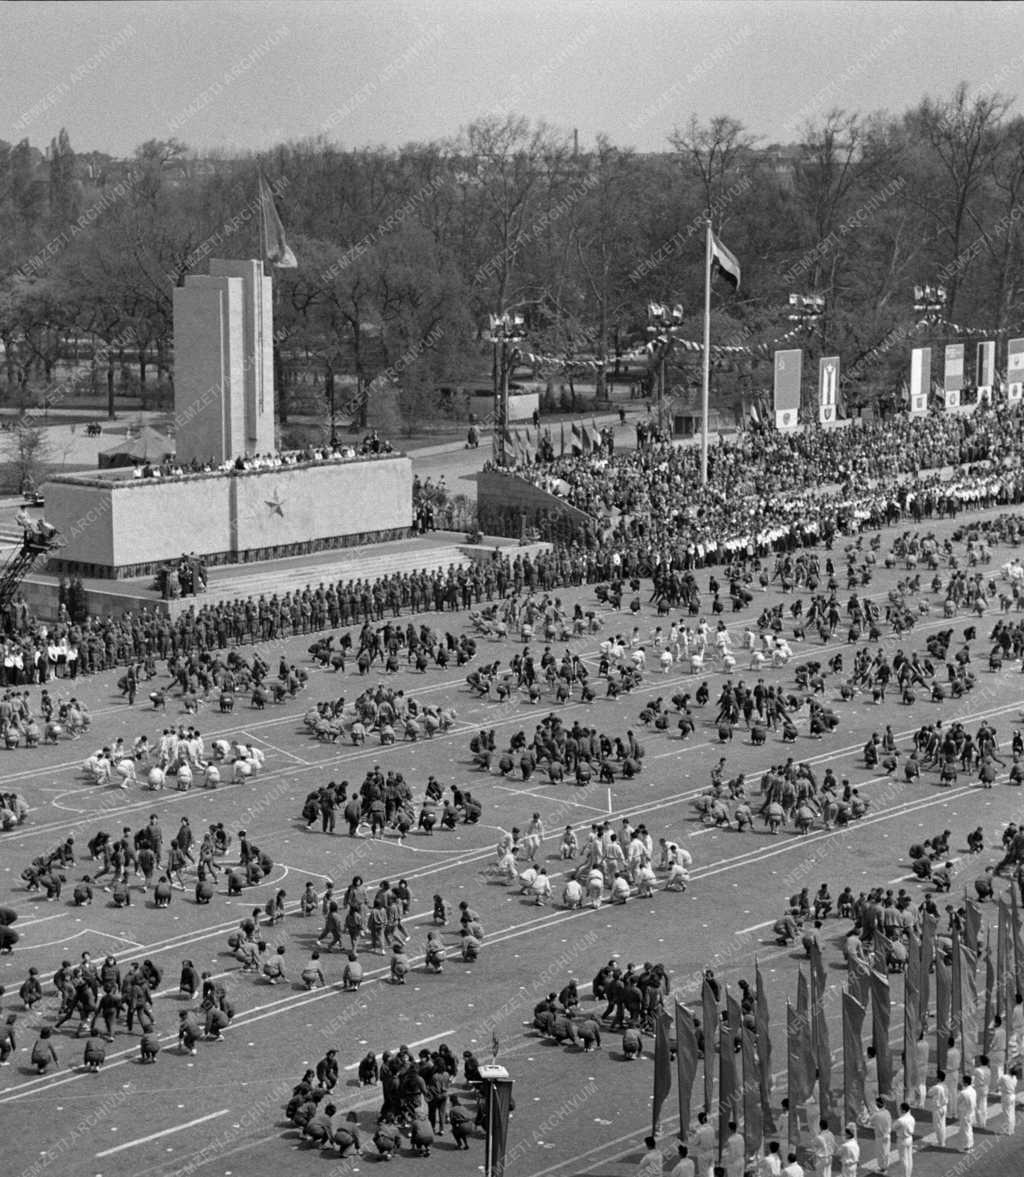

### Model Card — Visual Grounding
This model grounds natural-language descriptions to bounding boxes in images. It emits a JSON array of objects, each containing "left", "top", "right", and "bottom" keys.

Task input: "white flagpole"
[{"left": 701, "top": 219, "right": 712, "bottom": 486}]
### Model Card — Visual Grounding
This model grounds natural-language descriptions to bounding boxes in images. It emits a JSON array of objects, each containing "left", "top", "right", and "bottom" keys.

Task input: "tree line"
[{"left": 0, "top": 83, "right": 1022, "bottom": 429}]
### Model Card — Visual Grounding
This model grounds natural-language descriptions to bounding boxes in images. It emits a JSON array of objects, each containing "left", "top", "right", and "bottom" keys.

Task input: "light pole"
[
  {"left": 488, "top": 311, "right": 526, "bottom": 467},
  {"left": 787, "top": 294, "right": 825, "bottom": 419},
  {"left": 913, "top": 285, "right": 948, "bottom": 408},
  {"left": 787, "top": 293, "right": 825, "bottom": 330},
  {"left": 913, "top": 284, "right": 947, "bottom": 325},
  {"left": 645, "top": 303, "right": 684, "bottom": 433}
]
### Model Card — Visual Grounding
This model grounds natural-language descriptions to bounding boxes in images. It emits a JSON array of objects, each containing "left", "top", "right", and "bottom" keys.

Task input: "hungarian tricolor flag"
[
  {"left": 259, "top": 172, "right": 298, "bottom": 268},
  {"left": 711, "top": 231, "right": 741, "bottom": 289}
]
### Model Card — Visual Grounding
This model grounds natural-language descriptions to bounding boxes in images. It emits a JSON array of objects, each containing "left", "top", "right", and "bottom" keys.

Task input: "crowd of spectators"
[
  {"left": 119, "top": 432, "right": 395, "bottom": 483},
  {"left": 5, "top": 408, "right": 1024, "bottom": 676},
  {"left": 504, "top": 405, "right": 1024, "bottom": 565}
]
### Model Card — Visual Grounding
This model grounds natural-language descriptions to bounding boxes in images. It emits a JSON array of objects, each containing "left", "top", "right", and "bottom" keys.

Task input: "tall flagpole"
[{"left": 700, "top": 219, "right": 712, "bottom": 486}]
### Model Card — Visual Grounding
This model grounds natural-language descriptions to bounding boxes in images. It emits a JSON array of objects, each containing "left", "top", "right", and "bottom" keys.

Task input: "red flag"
[
  {"left": 797, "top": 969, "right": 810, "bottom": 1020},
  {"left": 1010, "top": 884, "right": 1024, "bottom": 998},
  {"left": 842, "top": 992, "right": 867, "bottom": 1127},
  {"left": 808, "top": 941, "right": 827, "bottom": 998},
  {"left": 702, "top": 977, "right": 718, "bottom": 1115},
  {"left": 726, "top": 989, "right": 743, "bottom": 1039},
  {"left": 999, "top": 898, "right": 1013, "bottom": 1040},
  {"left": 742, "top": 1026, "right": 764, "bottom": 1154},
  {"left": 935, "top": 952, "right": 952, "bottom": 1075},
  {"left": 486, "top": 1073, "right": 514, "bottom": 1177},
  {"left": 755, "top": 963, "right": 776, "bottom": 1133},
  {"left": 904, "top": 927, "right": 921, "bottom": 1104},
  {"left": 964, "top": 899, "right": 983, "bottom": 955},
  {"left": 719, "top": 1021, "right": 738, "bottom": 1157},
  {"left": 787, "top": 998, "right": 813, "bottom": 1149},
  {"left": 983, "top": 929, "right": 994, "bottom": 1057},
  {"left": 920, "top": 912, "right": 937, "bottom": 1035},
  {"left": 848, "top": 953, "right": 871, "bottom": 1008},
  {"left": 870, "top": 968, "right": 893, "bottom": 1099},
  {"left": 653, "top": 1007, "right": 673, "bottom": 1134},
  {"left": 810, "top": 951, "right": 832, "bottom": 1114},
  {"left": 957, "top": 936, "right": 979, "bottom": 1067},
  {"left": 675, "top": 1002, "right": 700, "bottom": 1142}
]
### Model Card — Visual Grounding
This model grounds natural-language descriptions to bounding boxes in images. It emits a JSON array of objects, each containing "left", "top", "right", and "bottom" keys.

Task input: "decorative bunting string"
[{"left": 514, "top": 315, "right": 1024, "bottom": 374}]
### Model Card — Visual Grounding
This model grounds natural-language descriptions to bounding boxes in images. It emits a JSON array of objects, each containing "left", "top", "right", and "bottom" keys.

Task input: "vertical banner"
[
  {"left": 920, "top": 912, "right": 937, "bottom": 1036},
  {"left": 810, "top": 949, "right": 832, "bottom": 1114},
  {"left": 773, "top": 349, "right": 802, "bottom": 431},
  {"left": 742, "top": 1027, "right": 764, "bottom": 1154},
  {"left": 726, "top": 990, "right": 743, "bottom": 1041},
  {"left": 653, "top": 1007, "right": 673, "bottom": 1134},
  {"left": 485, "top": 1073, "right": 514, "bottom": 1177},
  {"left": 999, "top": 899, "right": 1013, "bottom": 1041},
  {"left": 977, "top": 340, "right": 996, "bottom": 402},
  {"left": 719, "top": 1022, "right": 738, "bottom": 1158},
  {"left": 944, "top": 343, "right": 964, "bottom": 410},
  {"left": 1011, "top": 884, "right": 1024, "bottom": 1000},
  {"left": 848, "top": 953, "right": 870, "bottom": 1008},
  {"left": 983, "top": 932, "right": 994, "bottom": 1057},
  {"left": 960, "top": 941, "right": 979, "bottom": 1068},
  {"left": 702, "top": 977, "right": 718, "bottom": 1115},
  {"left": 904, "top": 927, "right": 921, "bottom": 1103},
  {"left": 964, "top": 900, "right": 983, "bottom": 956},
  {"left": 676, "top": 1003, "right": 700, "bottom": 1142},
  {"left": 787, "top": 1002, "right": 811, "bottom": 1151},
  {"left": 910, "top": 347, "right": 931, "bottom": 415},
  {"left": 842, "top": 992, "right": 867, "bottom": 1128},
  {"left": 951, "top": 927, "right": 963, "bottom": 1057},
  {"left": 1008, "top": 337, "right": 1024, "bottom": 403},
  {"left": 755, "top": 964, "right": 776, "bottom": 1134},
  {"left": 870, "top": 969, "right": 893, "bottom": 1099},
  {"left": 936, "top": 953, "right": 952, "bottom": 1074},
  {"left": 819, "top": 355, "right": 840, "bottom": 425}
]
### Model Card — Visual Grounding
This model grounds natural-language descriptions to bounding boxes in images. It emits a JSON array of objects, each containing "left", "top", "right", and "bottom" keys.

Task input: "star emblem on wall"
[{"left": 265, "top": 489, "right": 285, "bottom": 517}]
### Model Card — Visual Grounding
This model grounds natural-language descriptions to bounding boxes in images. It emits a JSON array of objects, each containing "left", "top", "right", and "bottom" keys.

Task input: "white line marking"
[
  {"left": 240, "top": 730, "right": 309, "bottom": 765},
  {"left": 14, "top": 913, "right": 66, "bottom": 928},
  {"left": 734, "top": 919, "right": 774, "bottom": 935},
  {"left": 95, "top": 1108, "right": 230, "bottom": 1157}
]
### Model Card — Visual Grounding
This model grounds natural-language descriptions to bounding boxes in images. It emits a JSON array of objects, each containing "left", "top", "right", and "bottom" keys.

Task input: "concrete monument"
[{"left": 172, "top": 259, "right": 275, "bottom": 464}]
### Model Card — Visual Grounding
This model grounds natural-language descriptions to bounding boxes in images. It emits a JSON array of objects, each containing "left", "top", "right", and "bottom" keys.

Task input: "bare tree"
[
  {"left": 903, "top": 83, "right": 1011, "bottom": 317},
  {"left": 669, "top": 115, "right": 758, "bottom": 213}
]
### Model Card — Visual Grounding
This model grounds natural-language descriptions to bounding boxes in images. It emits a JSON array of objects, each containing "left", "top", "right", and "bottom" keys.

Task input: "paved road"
[{"left": 2, "top": 503, "right": 1024, "bottom": 1175}]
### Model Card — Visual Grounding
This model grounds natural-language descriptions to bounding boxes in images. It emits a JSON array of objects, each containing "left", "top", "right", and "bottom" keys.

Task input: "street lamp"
[
  {"left": 488, "top": 311, "right": 526, "bottom": 467},
  {"left": 787, "top": 293, "right": 825, "bottom": 328},
  {"left": 645, "top": 303, "right": 684, "bottom": 431},
  {"left": 913, "top": 284, "right": 947, "bottom": 324},
  {"left": 786, "top": 294, "right": 825, "bottom": 421}
]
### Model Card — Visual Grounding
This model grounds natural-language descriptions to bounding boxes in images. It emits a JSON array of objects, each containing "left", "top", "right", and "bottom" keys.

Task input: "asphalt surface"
[{"left": 1, "top": 502, "right": 1024, "bottom": 1177}]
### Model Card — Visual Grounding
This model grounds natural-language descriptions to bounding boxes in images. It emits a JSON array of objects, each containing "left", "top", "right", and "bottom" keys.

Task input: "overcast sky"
[{"left": 3, "top": 0, "right": 1021, "bottom": 157}]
